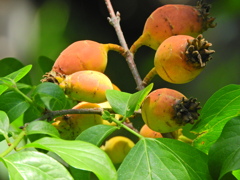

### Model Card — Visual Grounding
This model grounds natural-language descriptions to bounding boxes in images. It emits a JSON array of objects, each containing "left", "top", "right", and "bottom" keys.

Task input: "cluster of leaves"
[{"left": 0, "top": 58, "right": 240, "bottom": 180}]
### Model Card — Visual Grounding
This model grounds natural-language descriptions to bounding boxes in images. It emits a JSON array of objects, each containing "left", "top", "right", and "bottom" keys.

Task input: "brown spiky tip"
[
  {"left": 196, "top": 0, "right": 217, "bottom": 30},
  {"left": 41, "top": 71, "right": 66, "bottom": 84},
  {"left": 185, "top": 34, "right": 215, "bottom": 68},
  {"left": 173, "top": 97, "right": 201, "bottom": 125}
]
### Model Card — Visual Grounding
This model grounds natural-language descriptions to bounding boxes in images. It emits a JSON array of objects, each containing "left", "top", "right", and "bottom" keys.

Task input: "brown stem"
[
  {"left": 34, "top": 108, "right": 104, "bottom": 122},
  {"left": 104, "top": 0, "right": 144, "bottom": 90},
  {"left": 142, "top": 67, "right": 157, "bottom": 86}
]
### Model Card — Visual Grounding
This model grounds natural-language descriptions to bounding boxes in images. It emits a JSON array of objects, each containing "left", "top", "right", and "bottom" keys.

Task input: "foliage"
[{"left": 0, "top": 1, "right": 240, "bottom": 180}]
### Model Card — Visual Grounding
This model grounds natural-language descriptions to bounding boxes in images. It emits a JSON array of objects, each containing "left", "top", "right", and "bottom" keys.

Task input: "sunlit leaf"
[
  {"left": 191, "top": 84, "right": 240, "bottom": 153},
  {"left": 24, "top": 137, "right": 117, "bottom": 180},
  {"left": 118, "top": 138, "right": 211, "bottom": 180},
  {"left": 3, "top": 151, "right": 73, "bottom": 180},
  {"left": 26, "top": 121, "right": 60, "bottom": 138},
  {"left": 0, "top": 111, "right": 9, "bottom": 135}
]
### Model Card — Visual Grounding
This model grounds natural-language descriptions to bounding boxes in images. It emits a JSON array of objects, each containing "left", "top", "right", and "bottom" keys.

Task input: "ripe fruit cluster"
[{"left": 41, "top": 0, "right": 216, "bottom": 164}]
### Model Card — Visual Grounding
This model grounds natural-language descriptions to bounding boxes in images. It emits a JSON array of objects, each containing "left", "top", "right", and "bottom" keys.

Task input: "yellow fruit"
[
  {"left": 52, "top": 102, "right": 103, "bottom": 139},
  {"left": 101, "top": 136, "right": 135, "bottom": 164},
  {"left": 59, "top": 70, "right": 113, "bottom": 103}
]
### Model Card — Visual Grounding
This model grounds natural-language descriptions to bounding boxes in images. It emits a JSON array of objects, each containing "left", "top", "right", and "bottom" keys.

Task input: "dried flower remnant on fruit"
[
  {"left": 141, "top": 88, "right": 201, "bottom": 133},
  {"left": 174, "top": 97, "right": 201, "bottom": 125},
  {"left": 186, "top": 34, "right": 215, "bottom": 68}
]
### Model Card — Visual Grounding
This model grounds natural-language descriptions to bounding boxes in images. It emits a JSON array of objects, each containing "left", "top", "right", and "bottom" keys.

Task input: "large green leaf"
[
  {"left": 0, "top": 91, "right": 30, "bottom": 122},
  {"left": 76, "top": 124, "right": 118, "bottom": 146},
  {"left": 3, "top": 151, "right": 73, "bottom": 180},
  {"left": 208, "top": 116, "right": 240, "bottom": 180},
  {"left": 32, "top": 82, "right": 69, "bottom": 111},
  {"left": 118, "top": 138, "right": 211, "bottom": 180},
  {"left": 191, "top": 84, "right": 240, "bottom": 153},
  {"left": 24, "top": 137, "right": 117, "bottom": 180},
  {"left": 106, "top": 83, "right": 153, "bottom": 117},
  {"left": 26, "top": 121, "right": 60, "bottom": 138},
  {"left": 0, "top": 111, "right": 9, "bottom": 136}
]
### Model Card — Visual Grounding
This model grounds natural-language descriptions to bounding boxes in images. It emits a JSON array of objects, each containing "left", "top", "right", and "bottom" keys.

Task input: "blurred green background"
[{"left": 0, "top": 0, "right": 240, "bottom": 179}]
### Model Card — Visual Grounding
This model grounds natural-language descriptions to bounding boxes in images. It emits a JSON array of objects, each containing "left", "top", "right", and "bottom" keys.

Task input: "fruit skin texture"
[
  {"left": 59, "top": 70, "right": 113, "bottom": 103},
  {"left": 52, "top": 102, "right": 103, "bottom": 140},
  {"left": 51, "top": 40, "right": 124, "bottom": 75},
  {"left": 101, "top": 136, "right": 135, "bottom": 164},
  {"left": 130, "top": 3, "right": 215, "bottom": 53},
  {"left": 140, "top": 124, "right": 163, "bottom": 138},
  {"left": 154, "top": 34, "right": 214, "bottom": 84},
  {"left": 141, "top": 88, "right": 200, "bottom": 133}
]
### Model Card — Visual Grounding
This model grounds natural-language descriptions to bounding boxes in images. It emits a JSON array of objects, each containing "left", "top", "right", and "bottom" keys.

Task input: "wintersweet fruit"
[
  {"left": 141, "top": 88, "right": 201, "bottom": 133},
  {"left": 48, "top": 40, "right": 125, "bottom": 76},
  {"left": 139, "top": 124, "right": 163, "bottom": 138},
  {"left": 52, "top": 102, "right": 103, "bottom": 140},
  {"left": 57, "top": 70, "right": 113, "bottom": 103},
  {"left": 143, "top": 34, "right": 215, "bottom": 85},
  {"left": 101, "top": 136, "right": 135, "bottom": 164},
  {"left": 130, "top": 1, "right": 216, "bottom": 54}
]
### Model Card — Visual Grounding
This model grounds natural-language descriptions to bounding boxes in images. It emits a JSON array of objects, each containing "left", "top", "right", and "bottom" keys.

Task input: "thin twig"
[
  {"left": 35, "top": 108, "right": 104, "bottom": 121},
  {"left": 104, "top": 0, "right": 145, "bottom": 90}
]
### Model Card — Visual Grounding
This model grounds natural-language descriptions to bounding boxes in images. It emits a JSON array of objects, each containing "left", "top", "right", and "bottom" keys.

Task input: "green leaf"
[
  {"left": 3, "top": 151, "right": 73, "bottom": 180},
  {"left": 106, "top": 84, "right": 153, "bottom": 117},
  {"left": 0, "top": 91, "right": 30, "bottom": 122},
  {"left": 118, "top": 138, "right": 211, "bottom": 180},
  {"left": 191, "top": 84, "right": 240, "bottom": 153},
  {"left": 0, "top": 57, "right": 32, "bottom": 85},
  {"left": 0, "top": 111, "right": 9, "bottom": 135},
  {"left": 106, "top": 90, "right": 131, "bottom": 116},
  {"left": 38, "top": 56, "right": 54, "bottom": 74},
  {"left": 126, "top": 83, "right": 153, "bottom": 117},
  {"left": 0, "top": 85, "right": 8, "bottom": 96},
  {"left": 5, "top": 65, "right": 32, "bottom": 83},
  {"left": 32, "top": 82, "right": 69, "bottom": 111},
  {"left": 76, "top": 124, "right": 118, "bottom": 146},
  {"left": 26, "top": 121, "right": 60, "bottom": 138},
  {"left": 208, "top": 116, "right": 240, "bottom": 180},
  {"left": 24, "top": 137, "right": 117, "bottom": 180},
  {"left": 23, "top": 105, "right": 43, "bottom": 123}
]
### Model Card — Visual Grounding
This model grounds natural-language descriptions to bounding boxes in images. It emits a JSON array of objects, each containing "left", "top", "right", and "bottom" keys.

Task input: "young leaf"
[
  {"left": 0, "top": 91, "right": 30, "bottom": 122},
  {"left": 0, "top": 111, "right": 9, "bottom": 135},
  {"left": 125, "top": 83, "right": 153, "bottom": 117},
  {"left": 24, "top": 137, "right": 117, "bottom": 180},
  {"left": 106, "top": 90, "right": 131, "bottom": 116},
  {"left": 191, "top": 84, "right": 240, "bottom": 153},
  {"left": 26, "top": 121, "right": 60, "bottom": 138},
  {"left": 32, "top": 82, "right": 69, "bottom": 111},
  {"left": 3, "top": 151, "right": 73, "bottom": 180},
  {"left": 208, "top": 116, "right": 240, "bottom": 180},
  {"left": 0, "top": 57, "right": 32, "bottom": 85},
  {"left": 117, "top": 138, "right": 211, "bottom": 180},
  {"left": 76, "top": 124, "right": 118, "bottom": 146},
  {"left": 5, "top": 65, "right": 32, "bottom": 83},
  {"left": 106, "top": 83, "right": 153, "bottom": 117}
]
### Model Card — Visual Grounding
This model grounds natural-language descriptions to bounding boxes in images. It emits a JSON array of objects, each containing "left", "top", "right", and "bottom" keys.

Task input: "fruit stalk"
[{"left": 104, "top": 0, "right": 144, "bottom": 90}]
